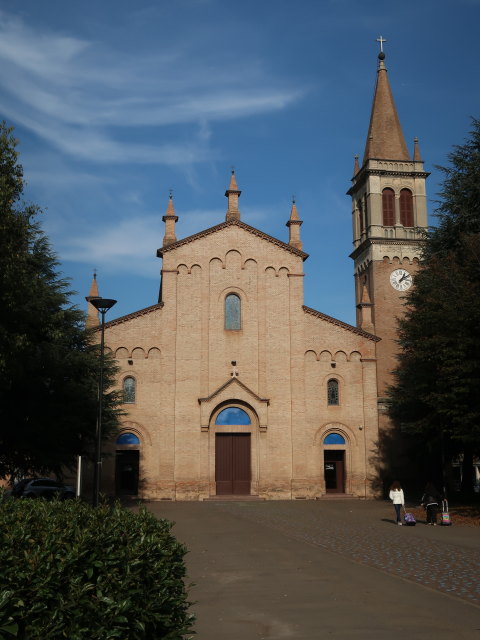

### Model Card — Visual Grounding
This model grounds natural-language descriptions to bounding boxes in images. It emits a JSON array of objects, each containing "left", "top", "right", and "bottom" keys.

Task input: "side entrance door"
[
  {"left": 115, "top": 450, "right": 139, "bottom": 495},
  {"left": 215, "top": 433, "right": 251, "bottom": 495},
  {"left": 324, "top": 450, "right": 345, "bottom": 493}
]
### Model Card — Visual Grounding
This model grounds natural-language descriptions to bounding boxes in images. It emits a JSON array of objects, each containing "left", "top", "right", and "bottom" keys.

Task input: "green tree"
[
  {"left": 0, "top": 122, "right": 121, "bottom": 480},
  {"left": 388, "top": 119, "right": 480, "bottom": 494}
]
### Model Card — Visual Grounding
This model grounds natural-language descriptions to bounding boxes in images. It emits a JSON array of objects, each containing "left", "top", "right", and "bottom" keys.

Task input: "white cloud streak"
[
  {"left": 59, "top": 205, "right": 277, "bottom": 275},
  {"left": 0, "top": 10, "right": 304, "bottom": 165}
]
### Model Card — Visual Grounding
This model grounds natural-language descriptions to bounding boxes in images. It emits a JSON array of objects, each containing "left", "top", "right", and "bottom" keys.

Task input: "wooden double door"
[{"left": 215, "top": 433, "right": 251, "bottom": 495}]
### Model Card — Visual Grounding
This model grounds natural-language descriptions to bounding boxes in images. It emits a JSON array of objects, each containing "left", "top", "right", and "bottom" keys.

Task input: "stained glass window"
[
  {"left": 327, "top": 379, "right": 339, "bottom": 405},
  {"left": 324, "top": 433, "right": 345, "bottom": 445},
  {"left": 123, "top": 377, "right": 136, "bottom": 403},
  {"left": 215, "top": 407, "right": 251, "bottom": 425},
  {"left": 225, "top": 294, "right": 241, "bottom": 330},
  {"left": 116, "top": 432, "right": 140, "bottom": 445}
]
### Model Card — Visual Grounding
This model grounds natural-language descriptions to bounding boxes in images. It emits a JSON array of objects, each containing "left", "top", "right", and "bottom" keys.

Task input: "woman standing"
[{"left": 389, "top": 480, "right": 405, "bottom": 525}]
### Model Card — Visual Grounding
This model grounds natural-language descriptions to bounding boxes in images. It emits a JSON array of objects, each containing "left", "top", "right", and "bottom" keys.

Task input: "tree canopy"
[
  {"left": 0, "top": 122, "right": 121, "bottom": 480},
  {"left": 388, "top": 118, "right": 480, "bottom": 492}
]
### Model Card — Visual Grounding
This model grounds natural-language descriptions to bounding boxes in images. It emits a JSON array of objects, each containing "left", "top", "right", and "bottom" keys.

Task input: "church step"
[
  {"left": 203, "top": 495, "right": 265, "bottom": 501},
  {"left": 316, "top": 493, "right": 359, "bottom": 500}
]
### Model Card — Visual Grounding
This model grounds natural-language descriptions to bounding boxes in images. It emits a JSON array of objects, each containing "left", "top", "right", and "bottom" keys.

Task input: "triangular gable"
[
  {"left": 198, "top": 376, "right": 270, "bottom": 405},
  {"left": 157, "top": 219, "right": 308, "bottom": 260},
  {"left": 198, "top": 376, "right": 270, "bottom": 432}
]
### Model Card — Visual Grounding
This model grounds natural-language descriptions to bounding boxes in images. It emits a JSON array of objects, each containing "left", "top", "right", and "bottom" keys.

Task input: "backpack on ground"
[
  {"left": 403, "top": 509, "right": 416, "bottom": 526},
  {"left": 440, "top": 499, "right": 452, "bottom": 526}
]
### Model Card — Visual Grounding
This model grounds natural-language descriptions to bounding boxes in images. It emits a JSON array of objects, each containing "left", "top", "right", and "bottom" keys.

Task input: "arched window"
[
  {"left": 324, "top": 433, "right": 345, "bottom": 445},
  {"left": 225, "top": 294, "right": 241, "bottom": 330},
  {"left": 327, "top": 379, "right": 339, "bottom": 405},
  {"left": 399, "top": 189, "right": 414, "bottom": 227},
  {"left": 215, "top": 407, "right": 251, "bottom": 425},
  {"left": 123, "top": 377, "right": 136, "bottom": 403},
  {"left": 116, "top": 432, "right": 140, "bottom": 445},
  {"left": 382, "top": 188, "right": 395, "bottom": 226}
]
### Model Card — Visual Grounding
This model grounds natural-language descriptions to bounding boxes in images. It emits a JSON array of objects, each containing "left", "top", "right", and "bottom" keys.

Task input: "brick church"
[{"left": 87, "top": 49, "right": 429, "bottom": 500}]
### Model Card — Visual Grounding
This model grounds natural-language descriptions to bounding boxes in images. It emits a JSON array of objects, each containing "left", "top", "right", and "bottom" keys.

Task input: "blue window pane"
[
  {"left": 225, "top": 294, "right": 241, "bottom": 330},
  {"left": 324, "top": 433, "right": 345, "bottom": 445},
  {"left": 116, "top": 432, "right": 140, "bottom": 445},
  {"left": 215, "top": 407, "right": 251, "bottom": 425}
]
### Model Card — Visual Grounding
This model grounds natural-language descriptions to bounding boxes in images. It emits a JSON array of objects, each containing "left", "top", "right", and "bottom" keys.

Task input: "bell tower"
[{"left": 348, "top": 41, "right": 429, "bottom": 414}]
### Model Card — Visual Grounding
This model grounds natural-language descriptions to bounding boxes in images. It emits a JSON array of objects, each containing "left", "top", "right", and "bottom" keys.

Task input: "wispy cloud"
[
  {"left": 58, "top": 204, "right": 279, "bottom": 275},
  {"left": 0, "top": 10, "right": 304, "bottom": 165}
]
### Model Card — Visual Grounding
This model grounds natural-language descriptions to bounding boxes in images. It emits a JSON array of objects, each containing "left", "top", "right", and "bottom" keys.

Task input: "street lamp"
[{"left": 87, "top": 296, "right": 117, "bottom": 507}]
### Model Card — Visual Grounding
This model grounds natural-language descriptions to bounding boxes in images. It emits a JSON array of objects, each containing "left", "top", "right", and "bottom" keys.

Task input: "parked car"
[{"left": 10, "top": 478, "right": 75, "bottom": 500}]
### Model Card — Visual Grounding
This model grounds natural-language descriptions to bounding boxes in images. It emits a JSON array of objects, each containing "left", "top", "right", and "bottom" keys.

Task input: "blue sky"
[{"left": 1, "top": 0, "right": 479, "bottom": 324}]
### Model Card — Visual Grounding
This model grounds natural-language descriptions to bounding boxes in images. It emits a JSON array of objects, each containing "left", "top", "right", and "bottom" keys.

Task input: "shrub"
[{"left": 0, "top": 494, "right": 194, "bottom": 639}]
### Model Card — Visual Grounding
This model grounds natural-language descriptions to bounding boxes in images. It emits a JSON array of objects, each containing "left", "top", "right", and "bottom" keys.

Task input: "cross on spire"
[{"left": 376, "top": 35, "right": 387, "bottom": 53}]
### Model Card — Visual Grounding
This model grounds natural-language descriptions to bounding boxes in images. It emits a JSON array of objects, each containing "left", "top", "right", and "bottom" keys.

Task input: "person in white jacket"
[{"left": 389, "top": 480, "right": 405, "bottom": 525}]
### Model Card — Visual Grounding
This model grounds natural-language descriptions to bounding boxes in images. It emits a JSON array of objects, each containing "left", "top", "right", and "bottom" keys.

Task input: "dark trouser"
[
  {"left": 394, "top": 503, "right": 401, "bottom": 523},
  {"left": 426, "top": 503, "right": 438, "bottom": 524}
]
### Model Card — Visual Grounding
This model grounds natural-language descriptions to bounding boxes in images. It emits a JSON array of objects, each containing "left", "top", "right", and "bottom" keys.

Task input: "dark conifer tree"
[
  {"left": 388, "top": 119, "right": 480, "bottom": 494},
  {"left": 0, "top": 122, "right": 121, "bottom": 480}
]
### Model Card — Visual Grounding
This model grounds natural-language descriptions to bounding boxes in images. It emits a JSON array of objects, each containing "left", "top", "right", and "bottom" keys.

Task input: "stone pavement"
[{"left": 143, "top": 500, "right": 480, "bottom": 640}]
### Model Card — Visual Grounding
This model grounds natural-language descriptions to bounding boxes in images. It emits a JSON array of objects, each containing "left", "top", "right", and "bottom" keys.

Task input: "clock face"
[{"left": 390, "top": 268, "right": 412, "bottom": 291}]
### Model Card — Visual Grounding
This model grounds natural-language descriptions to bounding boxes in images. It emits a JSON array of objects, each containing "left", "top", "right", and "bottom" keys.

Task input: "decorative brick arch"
[
  {"left": 314, "top": 422, "right": 355, "bottom": 447},
  {"left": 117, "top": 421, "right": 152, "bottom": 447}
]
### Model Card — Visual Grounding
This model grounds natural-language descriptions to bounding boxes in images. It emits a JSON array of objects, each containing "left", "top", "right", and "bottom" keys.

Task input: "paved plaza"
[{"left": 143, "top": 500, "right": 480, "bottom": 639}]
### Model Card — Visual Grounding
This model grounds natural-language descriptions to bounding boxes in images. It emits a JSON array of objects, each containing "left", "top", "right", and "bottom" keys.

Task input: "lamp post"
[{"left": 88, "top": 296, "right": 117, "bottom": 507}]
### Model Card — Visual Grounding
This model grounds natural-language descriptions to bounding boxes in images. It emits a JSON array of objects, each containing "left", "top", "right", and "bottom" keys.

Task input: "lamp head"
[{"left": 89, "top": 297, "right": 117, "bottom": 314}]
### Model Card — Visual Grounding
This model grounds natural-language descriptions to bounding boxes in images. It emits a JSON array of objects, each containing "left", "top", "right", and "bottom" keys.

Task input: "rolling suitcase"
[{"left": 403, "top": 508, "right": 416, "bottom": 526}]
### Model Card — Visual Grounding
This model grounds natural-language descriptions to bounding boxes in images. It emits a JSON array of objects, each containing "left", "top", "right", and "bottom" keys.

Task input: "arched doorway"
[
  {"left": 323, "top": 433, "right": 346, "bottom": 493},
  {"left": 115, "top": 432, "right": 140, "bottom": 496},
  {"left": 214, "top": 406, "right": 252, "bottom": 495}
]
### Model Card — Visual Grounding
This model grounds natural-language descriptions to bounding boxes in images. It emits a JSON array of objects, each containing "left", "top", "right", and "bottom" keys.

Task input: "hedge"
[{"left": 0, "top": 494, "right": 194, "bottom": 639}]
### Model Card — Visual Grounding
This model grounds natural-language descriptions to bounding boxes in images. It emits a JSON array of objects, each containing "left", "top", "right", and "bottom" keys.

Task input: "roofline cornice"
[
  {"left": 157, "top": 219, "right": 309, "bottom": 260},
  {"left": 347, "top": 165, "right": 430, "bottom": 195},
  {"left": 349, "top": 237, "right": 425, "bottom": 261},
  {"left": 302, "top": 305, "right": 380, "bottom": 342},
  {"left": 91, "top": 302, "right": 164, "bottom": 331}
]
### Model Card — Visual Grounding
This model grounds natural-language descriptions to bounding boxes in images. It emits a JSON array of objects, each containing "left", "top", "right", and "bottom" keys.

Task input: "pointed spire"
[
  {"left": 357, "top": 281, "right": 375, "bottom": 333},
  {"left": 165, "top": 191, "right": 175, "bottom": 215},
  {"left": 361, "top": 282, "right": 371, "bottom": 304},
  {"left": 162, "top": 191, "right": 178, "bottom": 246},
  {"left": 89, "top": 270, "right": 99, "bottom": 298},
  {"left": 286, "top": 197, "right": 303, "bottom": 250},
  {"left": 353, "top": 154, "right": 360, "bottom": 176},
  {"left": 363, "top": 47, "right": 410, "bottom": 163},
  {"left": 289, "top": 197, "right": 300, "bottom": 221},
  {"left": 228, "top": 170, "right": 239, "bottom": 192},
  {"left": 413, "top": 137, "right": 422, "bottom": 162},
  {"left": 86, "top": 271, "right": 100, "bottom": 329},
  {"left": 225, "top": 169, "right": 241, "bottom": 221}
]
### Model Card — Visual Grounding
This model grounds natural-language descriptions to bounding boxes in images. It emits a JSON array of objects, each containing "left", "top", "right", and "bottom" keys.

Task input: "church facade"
[{"left": 88, "top": 50, "right": 428, "bottom": 501}]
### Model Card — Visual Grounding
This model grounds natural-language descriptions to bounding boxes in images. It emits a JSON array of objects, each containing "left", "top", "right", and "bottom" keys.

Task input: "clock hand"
[{"left": 399, "top": 273, "right": 409, "bottom": 282}]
